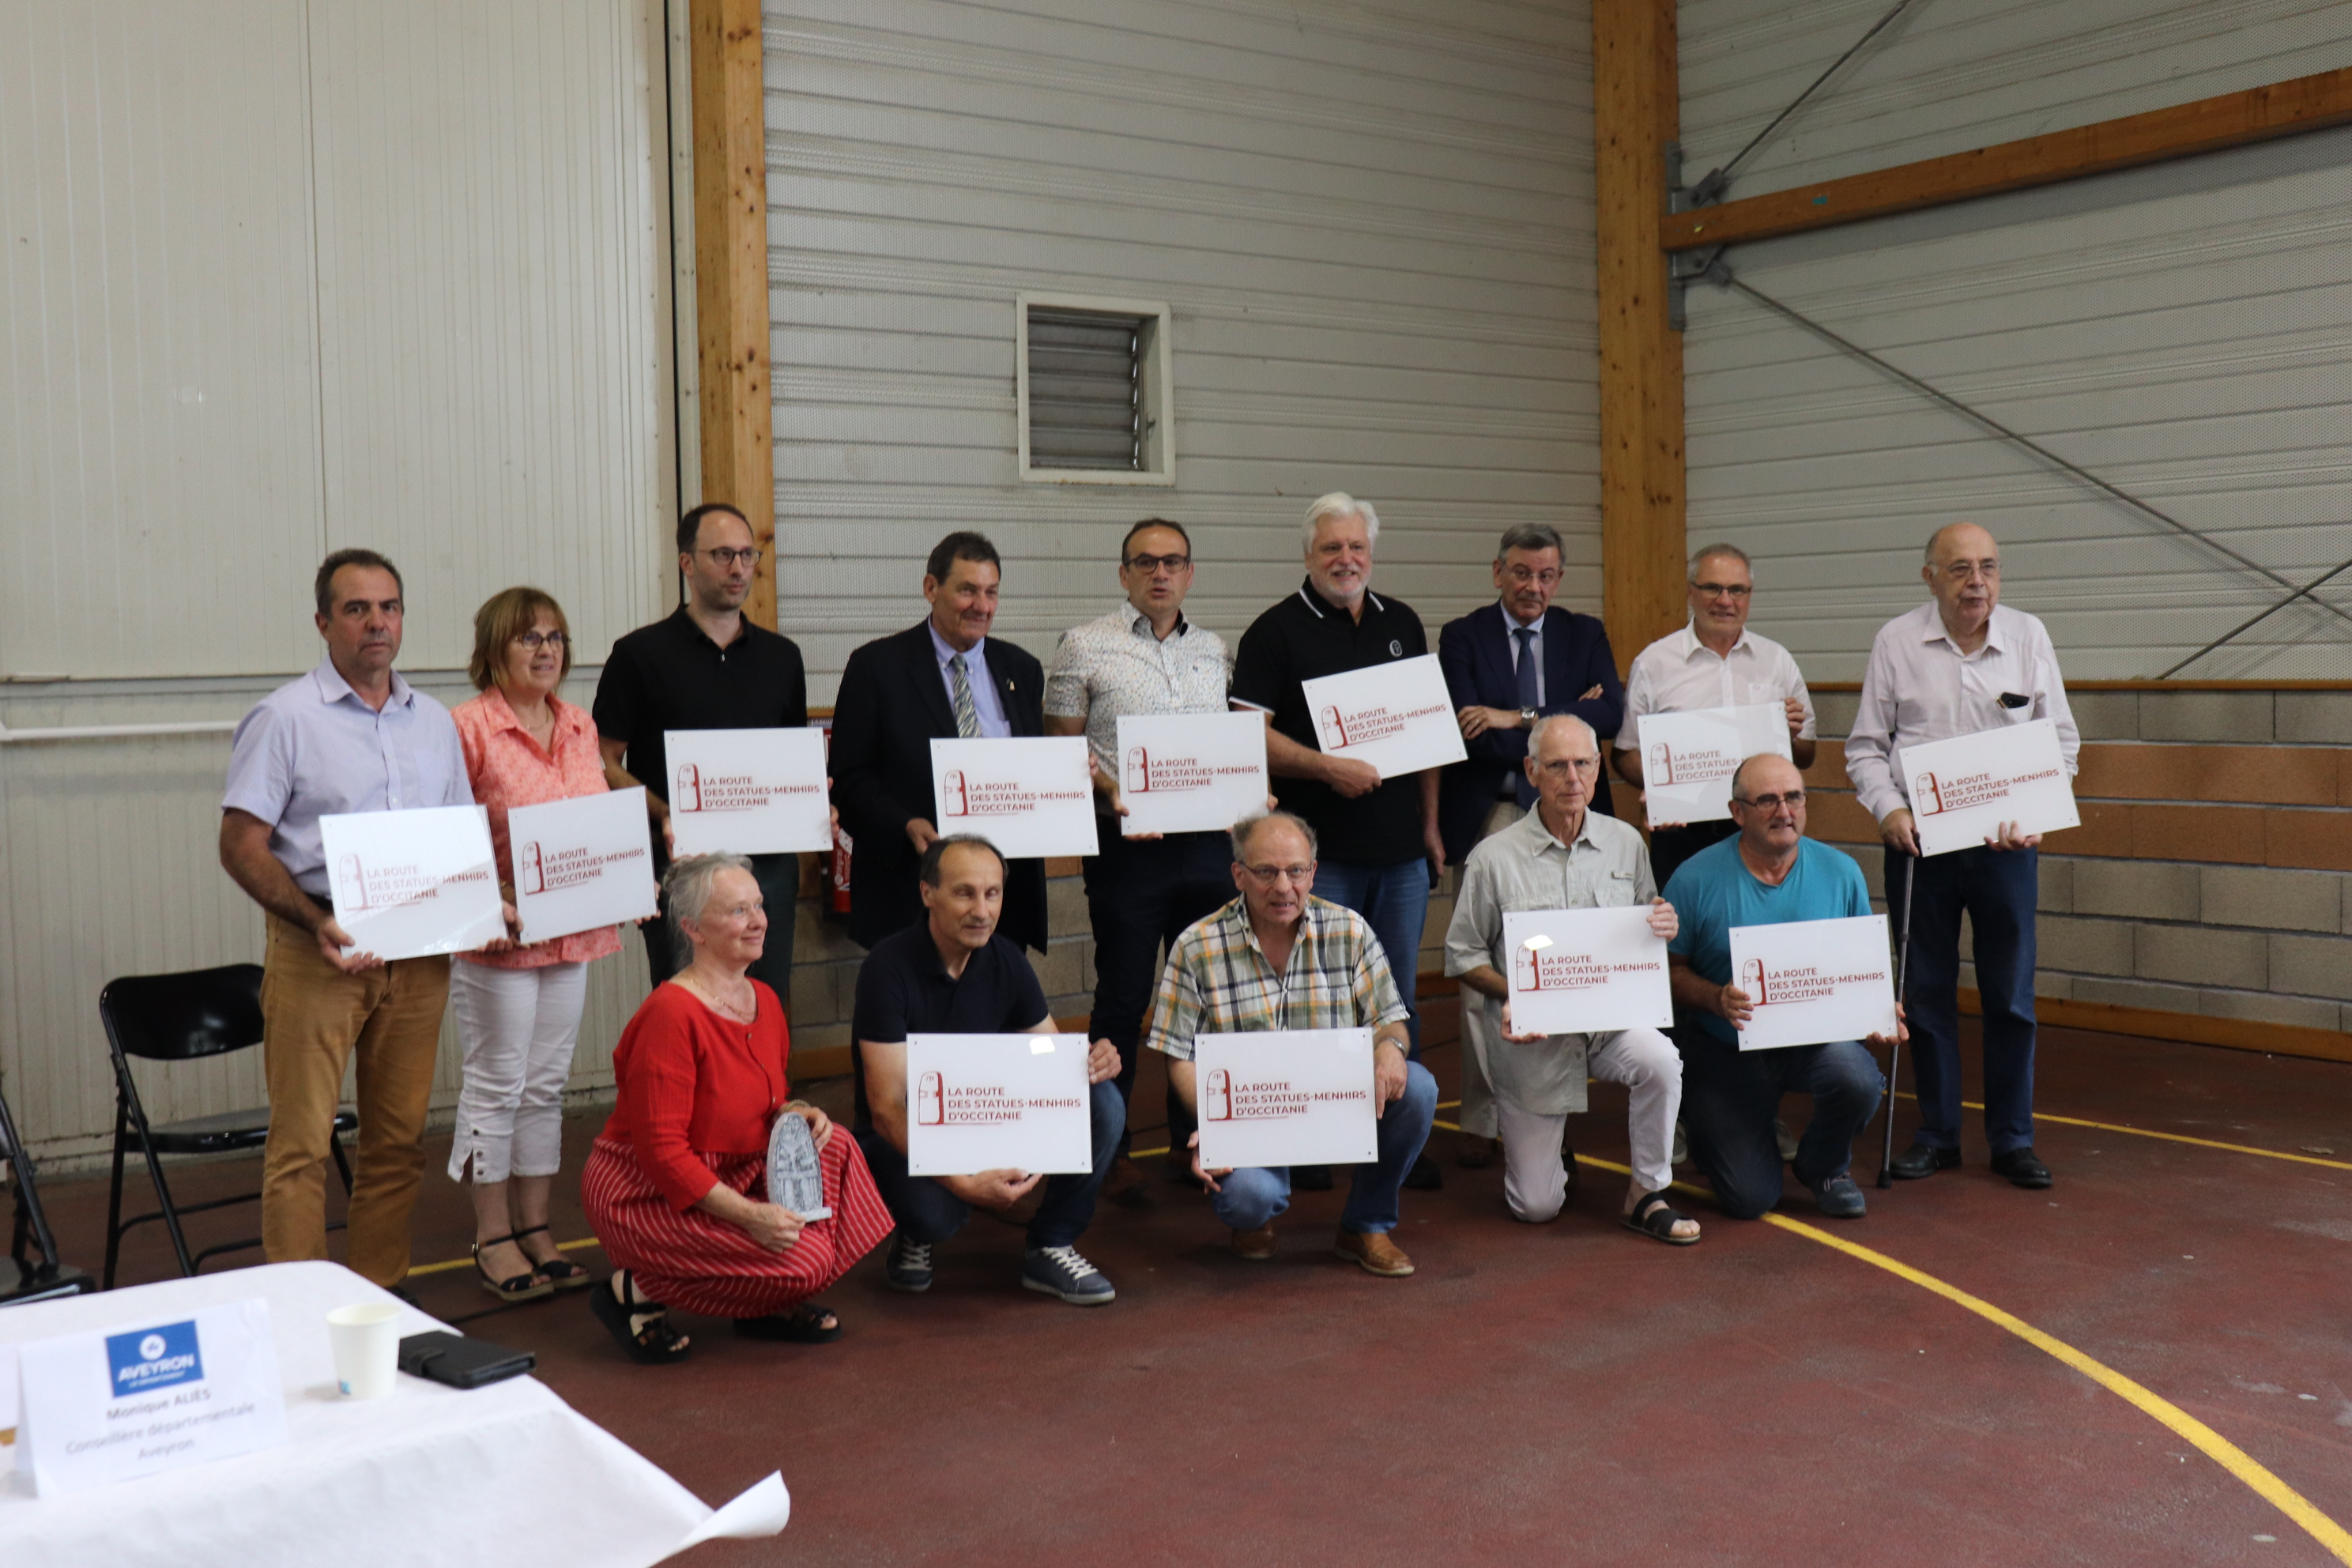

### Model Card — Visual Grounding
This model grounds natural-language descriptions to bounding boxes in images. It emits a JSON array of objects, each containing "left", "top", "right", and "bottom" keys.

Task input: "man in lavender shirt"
[{"left": 220, "top": 549, "right": 483, "bottom": 1289}]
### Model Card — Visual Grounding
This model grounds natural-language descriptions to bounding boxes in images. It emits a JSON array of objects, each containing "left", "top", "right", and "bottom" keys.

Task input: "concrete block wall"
[{"left": 1809, "top": 686, "right": 2352, "bottom": 1043}]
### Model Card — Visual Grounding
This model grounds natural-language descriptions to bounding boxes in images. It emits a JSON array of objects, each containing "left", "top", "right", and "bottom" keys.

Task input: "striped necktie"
[{"left": 949, "top": 653, "right": 982, "bottom": 738}]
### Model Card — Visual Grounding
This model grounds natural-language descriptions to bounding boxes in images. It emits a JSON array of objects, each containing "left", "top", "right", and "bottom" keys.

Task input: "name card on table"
[
  {"left": 320, "top": 805, "right": 506, "bottom": 960},
  {"left": 665, "top": 728, "right": 831, "bottom": 856},
  {"left": 1299, "top": 654, "right": 1468, "bottom": 780},
  {"left": 1728, "top": 914, "right": 1898, "bottom": 1052},
  {"left": 507, "top": 787, "right": 658, "bottom": 946},
  {"left": 1114, "top": 711, "right": 1268, "bottom": 838},
  {"left": 1193, "top": 1028, "right": 1378, "bottom": 1170},
  {"left": 13, "top": 1298, "right": 287, "bottom": 1497},
  {"left": 904, "top": 1035, "right": 1093, "bottom": 1176},
  {"left": 1636, "top": 703, "right": 1792, "bottom": 827},
  {"left": 929, "top": 737, "right": 1099, "bottom": 858},
  {"left": 1902, "top": 718, "right": 2079, "bottom": 858},
  {"left": 1502, "top": 906, "right": 1672, "bottom": 1035}
]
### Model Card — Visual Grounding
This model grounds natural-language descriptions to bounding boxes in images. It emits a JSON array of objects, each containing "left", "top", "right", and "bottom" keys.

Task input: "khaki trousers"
[
  {"left": 260, "top": 912, "right": 450, "bottom": 1286},
  {"left": 1455, "top": 799, "right": 1524, "bottom": 1140}
]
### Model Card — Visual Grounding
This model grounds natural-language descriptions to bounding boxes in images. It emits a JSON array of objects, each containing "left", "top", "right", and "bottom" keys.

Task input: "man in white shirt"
[
  {"left": 1844, "top": 522, "right": 2079, "bottom": 1190},
  {"left": 1613, "top": 542, "right": 1816, "bottom": 891}
]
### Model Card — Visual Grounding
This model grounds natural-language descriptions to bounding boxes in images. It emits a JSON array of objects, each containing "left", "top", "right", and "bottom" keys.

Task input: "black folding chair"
[
  {"left": 1, "top": 1080, "right": 92, "bottom": 1305},
  {"left": 101, "top": 963, "right": 356, "bottom": 1288}
]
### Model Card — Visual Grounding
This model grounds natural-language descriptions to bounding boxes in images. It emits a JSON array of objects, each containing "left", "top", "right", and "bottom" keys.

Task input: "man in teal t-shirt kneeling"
[{"left": 1663, "top": 754, "right": 1898, "bottom": 1219}]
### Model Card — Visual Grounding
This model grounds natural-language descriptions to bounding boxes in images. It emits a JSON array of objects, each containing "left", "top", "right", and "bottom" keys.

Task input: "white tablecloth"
[{"left": 0, "top": 1262, "right": 756, "bottom": 1568}]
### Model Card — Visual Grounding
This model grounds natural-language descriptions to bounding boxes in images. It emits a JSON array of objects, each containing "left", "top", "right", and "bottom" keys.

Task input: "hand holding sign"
[{"left": 1899, "top": 718, "right": 2077, "bottom": 857}]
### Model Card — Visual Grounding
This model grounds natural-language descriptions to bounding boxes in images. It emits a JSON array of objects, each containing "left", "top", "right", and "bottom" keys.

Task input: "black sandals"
[
  {"left": 512, "top": 1224, "right": 593, "bottom": 1292},
  {"left": 733, "top": 1302, "right": 842, "bottom": 1344},
  {"left": 472, "top": 1234, "right": 553, "bottom": 1301},
  {"left": 1620, "top": 1189, "right": 1702, "bottom": 1246},
  {"left": 590, "top": 1269, "right": 693, "bottom": 1364}
]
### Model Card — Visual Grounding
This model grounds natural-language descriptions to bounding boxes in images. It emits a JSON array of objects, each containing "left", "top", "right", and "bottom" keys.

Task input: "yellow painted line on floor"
[
  {"left": 1894, "top": 1091, "right": 2352, "bottom": 1172},
  {"left": 1559, "top": 1148, "right": 2352, "bottom": 1562},
  {"left": 408, "top": 1235, "right": 601, "bottom": 1279}
]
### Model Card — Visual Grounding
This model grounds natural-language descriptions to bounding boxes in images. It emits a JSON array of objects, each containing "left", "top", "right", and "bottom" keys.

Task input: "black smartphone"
[{"left": 398, "top": 1330, "right": 536, "bottom": 1390}]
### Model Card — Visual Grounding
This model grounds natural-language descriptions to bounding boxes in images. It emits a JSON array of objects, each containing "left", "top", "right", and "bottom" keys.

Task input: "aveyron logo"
[{"left": 106, "top": 1320, "right": 205, "bottom": 1394}]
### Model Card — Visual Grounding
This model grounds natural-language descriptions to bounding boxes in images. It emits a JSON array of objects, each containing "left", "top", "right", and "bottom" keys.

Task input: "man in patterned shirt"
[
  {"left": 1145, "top": 811, "right": 1437, "bottom": 1276},
  {"left": 1046, "top": 518, "right": 1234, "bottom": 1201}
]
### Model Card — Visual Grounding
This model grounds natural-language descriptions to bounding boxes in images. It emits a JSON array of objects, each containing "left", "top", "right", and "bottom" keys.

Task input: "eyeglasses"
[
  {"left": 514, "top": 631, "right": 568, "bottom": 650},
  {"left": 1502, "top": 566, "right": 1562, "bottom": 587},
  {"left": 1124, "top": 552, "right": 1191, "bottom": 573},
  {"left": 1939, "top": 561, "right": 1999, "bottom": 582},
  {"left": 1533, "top": 757, "right": 1599, "bottom": 778},
  {"left": 1239, "top": 861, "right": 1314, "bottom": 884},
  {"left": 1732, "top": 790, "right": 1805, "bottom": 811},
  {"left": 699, "top": 547, "right": 762, "bottom": 568},
  {"left": 1693, "top": 582, "right": 1751, "bottom": 600}
]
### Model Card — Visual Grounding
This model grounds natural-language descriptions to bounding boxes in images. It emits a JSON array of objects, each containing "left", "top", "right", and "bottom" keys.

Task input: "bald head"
[
  {"left": 1730, "top": 752, "right": 1802, "bottom": 805},
  {"left": 1924, "top": 522, "right": 1996, "bottom": 567}
]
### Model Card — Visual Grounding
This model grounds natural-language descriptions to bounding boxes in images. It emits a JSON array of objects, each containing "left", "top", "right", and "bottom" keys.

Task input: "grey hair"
[
  {"left": 1303, "top": 491, "right": 1380, "bottom": 548},
  {"left": 1495, "top": 523, "right": 1564, "bottom": 563},
  {"left": 1687, "top": 541, "right": 1751, "bottom": 581},
  {"left": 1527, "top": 713, "right": 1596, "bottom": 756},
  {"left": 1231, "top": 808, "right": 1319, "bottom": 865},
  {"left": 662, "top": 851, "right": 756, "bottom": 967}
]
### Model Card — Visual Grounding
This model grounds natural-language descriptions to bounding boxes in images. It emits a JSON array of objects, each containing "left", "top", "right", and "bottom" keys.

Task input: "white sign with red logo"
[
  {"left": 1500, "top": 906, "right": 1672, "bottom": 1035},
  {"left": 1193, "top": 1028, "right": 1378, "bottom": 1170},
  {"left": 928, "top": 736, "right": 1099, "bottom": 858},
  {"left": 665, "top": 728, "right": 831, "bottom": 856},
  {"left": 1728, "top": 914, "right": 1898, "bottom": 1051},
  {"left": 903, "top": 1034, "right": 1094, "bottom": 1176},
  {"left": 1901, "top": 718, "right": 2079, "bottom": 858},
  {"left": 318, "top": 805, "right": 507, "bottom": 960},
  {"left": 1635, "top": 703, "right": 1792, "bottom": 827},
  {"left": 1298, "top": 654, "right": 1468, "bottom": 780},
  {"left": 1112, "top": 711, "right": 1268, "bottom": 837},
  {"left": 505, "top": 786, "right": 658, "bottom": 946}
]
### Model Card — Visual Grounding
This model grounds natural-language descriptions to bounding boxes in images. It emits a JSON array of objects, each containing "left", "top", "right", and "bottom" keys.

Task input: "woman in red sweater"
[{"left": 583, "top": 853, "right": 891, "bottom": 1363}]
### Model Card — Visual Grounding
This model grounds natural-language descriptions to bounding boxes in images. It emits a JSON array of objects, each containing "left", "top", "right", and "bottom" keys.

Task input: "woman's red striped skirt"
[{"left": 581, "top": 1128, "right": 895, "bottom": 1319}]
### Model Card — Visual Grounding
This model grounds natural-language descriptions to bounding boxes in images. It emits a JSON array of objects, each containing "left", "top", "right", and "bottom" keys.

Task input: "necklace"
[{"left": 680, "top": 970, "right": 756, "bottom": 1023}]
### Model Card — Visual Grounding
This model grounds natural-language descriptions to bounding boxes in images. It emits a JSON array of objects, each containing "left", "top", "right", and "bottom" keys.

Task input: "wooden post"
[
  {"left": 1592, "top": 0, "right": 1685, "bottom": 675},
  {"left": 689, "top": 0, "right": 776, "bottom": 628}
]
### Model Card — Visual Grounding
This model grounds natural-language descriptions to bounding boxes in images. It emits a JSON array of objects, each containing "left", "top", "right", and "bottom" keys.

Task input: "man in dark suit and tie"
[
  {"left": 829, "top": 532, "right": 1051, "bottom": 953},
  {"left": 1435, "top": 522, "right": 1626, "bottom": 1166}
]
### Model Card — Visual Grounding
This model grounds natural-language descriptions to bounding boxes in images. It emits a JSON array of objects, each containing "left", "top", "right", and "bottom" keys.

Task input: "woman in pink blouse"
[{"left": 450, "top": 587, "right": 626, "bottom": 1300}]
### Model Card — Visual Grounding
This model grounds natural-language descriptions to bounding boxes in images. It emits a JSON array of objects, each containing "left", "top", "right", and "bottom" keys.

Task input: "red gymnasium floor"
[{"left": 47, "top": 1012, "right": 2352, "bottom": 1566}]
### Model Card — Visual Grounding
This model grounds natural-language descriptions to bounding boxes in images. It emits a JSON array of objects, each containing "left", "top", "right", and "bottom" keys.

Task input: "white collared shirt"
[
  {"left": 1043, "top": 601, "right": 1232, "bottom": 775},
  {"left": 1617, "top": 623, "right": 1815, "bottom": 748},
  {"left": 1843, "top": 601, "right": 2080, "bottom": 821}
]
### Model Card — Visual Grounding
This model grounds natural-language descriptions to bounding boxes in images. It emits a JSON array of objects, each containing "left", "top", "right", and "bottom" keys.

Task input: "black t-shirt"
[
  {"left": 591, "top": 608, "right": 808, "bottom": 808},
  {"left": 848, "top": 922, "right": 1051, "bottom": 1130},
  {"left": 1230, "top": 579, "right": 1430, "bottom": 864}
]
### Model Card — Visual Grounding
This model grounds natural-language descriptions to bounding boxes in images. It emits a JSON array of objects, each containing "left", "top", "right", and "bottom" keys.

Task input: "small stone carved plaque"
[{"left": 765, "top": 1111, "right": 832, "bottom": 1221}]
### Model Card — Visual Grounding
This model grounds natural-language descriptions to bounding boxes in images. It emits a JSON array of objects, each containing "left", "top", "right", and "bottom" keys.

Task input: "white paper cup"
[{"left": 326, "top": 1302, "right": 402, "bottom": 1398}]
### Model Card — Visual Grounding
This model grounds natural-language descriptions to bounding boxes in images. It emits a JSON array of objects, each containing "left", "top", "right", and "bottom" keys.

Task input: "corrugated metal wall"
[
  {"left": 759, "top": 0, "right": 1600, "bottom": 700},
  {"left": 1676, "top": 0, "right": 2352, "bottom": 680},
  {"left": 0, "top": 2, "right": 673, "bottom": 1163}
]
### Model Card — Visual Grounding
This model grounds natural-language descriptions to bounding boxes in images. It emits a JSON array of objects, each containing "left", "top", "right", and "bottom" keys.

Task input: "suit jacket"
[
  {"left": 828, "top": 621, "right": 1050, "bottom": 953},
  {"left": 1436, "top": 602, "right": 1624, "bottom": 865}
]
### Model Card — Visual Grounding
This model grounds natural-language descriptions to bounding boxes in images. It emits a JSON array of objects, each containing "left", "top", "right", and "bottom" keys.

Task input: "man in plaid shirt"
[{"left": 1146, "top": 811, "right": 1438, "bottom": 1276}]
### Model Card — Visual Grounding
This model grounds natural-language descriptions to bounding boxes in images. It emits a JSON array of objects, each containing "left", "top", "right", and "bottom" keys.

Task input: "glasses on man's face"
[
  {"left": 1124, "top": 553, "right": 1191, "bottom": 574},
  {"left": 700, "top": 547, "right": 762, "bottom": 568},
  {"left": 1940, "top": 561, "right": 1999, "bottom": 582},
  {"left": 1534, "top": 757, "right": 1599, "bottom": 780},
  {"left": 1734, "top": 790, "right": 1805, "bottom": 812},
  {"left": 1693, "top": 581, "right": 1751, "bottom": 600},
  {"left": 1241, "top": 861, "right": 1314, "bottom": 884},
  {"left": 1502, "top": 566, "right": 1562, "bottom": 587},
  {"left": 514, "top": 631, "right": 567, "bottom": 650}
]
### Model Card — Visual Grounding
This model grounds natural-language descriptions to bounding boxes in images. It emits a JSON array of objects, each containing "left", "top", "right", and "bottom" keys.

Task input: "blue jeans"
[
  {"left": 1885, "top": 845, "right": 2038, "bottom": 1155},
  {"left": 1313, "top": 858, "right": 1431, "bottom": 1057},
  {"left": 1208, "top": 1062, "right": 1436, "bottom": 1234},
  {"left": 854, "top": 1080, "right": 1125, "bottom": 1250},
  {"left": 1675, "top": 1023, "right": 1883, "bottom": 1220}
]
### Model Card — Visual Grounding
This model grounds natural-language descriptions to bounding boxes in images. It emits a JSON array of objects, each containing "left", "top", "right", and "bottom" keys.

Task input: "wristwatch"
[{"left": 1518, "top": 707, "right": 1538, "bottom": 726}]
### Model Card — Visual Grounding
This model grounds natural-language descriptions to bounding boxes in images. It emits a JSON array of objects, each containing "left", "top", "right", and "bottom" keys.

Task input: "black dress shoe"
[
  {"left": 1990, "top": 1147, "right": 2052, "bottom": 1189},
  {"left": 1291, "top": 1164, "right": 1335, "bottom": 1192},
  {"left": 1403, "top": 1152, "right": 1443, "bottom": 1192},
  {"left": 1888, "top": 1144, "right": 1959, "bottom": 1181}
]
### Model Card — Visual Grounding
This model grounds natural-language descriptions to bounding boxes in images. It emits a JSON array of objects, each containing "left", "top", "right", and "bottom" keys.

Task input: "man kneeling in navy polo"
[
  {"left": 851, "top": 835, "right": 1124, "bottom": 1304},
  {"left": 1664, "top": 755, "right": 1896, "bottom": 1220}
]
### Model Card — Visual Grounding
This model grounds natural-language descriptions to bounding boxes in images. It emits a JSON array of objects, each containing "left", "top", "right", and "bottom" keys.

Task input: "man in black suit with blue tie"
[
  {"left": 1436, "top": 522, "right": 1626, "bottom": 1166},
  {"left": 829, "top": 532, "right": 1051, "bottom": 954}
]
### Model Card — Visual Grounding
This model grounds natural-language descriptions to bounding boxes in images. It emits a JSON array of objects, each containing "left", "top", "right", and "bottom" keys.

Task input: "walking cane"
[{"left": 1878, "top": 846, "right": 1916, "bottom": 1189}]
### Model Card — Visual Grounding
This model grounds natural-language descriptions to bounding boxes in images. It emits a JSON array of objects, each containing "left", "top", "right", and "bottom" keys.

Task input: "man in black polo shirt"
[
  {"left": 1231, "top": 492, "right": 1445, "bottom": 1190},
  {"left": 594, "top": 502, "right": 809, "bottom": 993},
  {"left": 850, "top": 835, "right": 1123, "bottom": 1306}
]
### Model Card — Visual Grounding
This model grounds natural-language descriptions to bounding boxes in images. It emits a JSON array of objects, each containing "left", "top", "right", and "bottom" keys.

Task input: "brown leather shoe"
[
  {"left": 1333, "top": 1228, "right": 1415, "bottom": 1277},
  {"left": 1456, "top": 1134, "right": 1498, "bottom": 1169},
  {"left": 1231, "top": 1224, "right": 1276, "bottom": 1261},
  {"left": 1104, "top": 1155, "right": 1149, "bottom": 1208}
]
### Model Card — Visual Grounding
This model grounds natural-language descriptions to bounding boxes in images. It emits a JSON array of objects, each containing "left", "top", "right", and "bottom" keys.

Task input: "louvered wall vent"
[{"left": 1017, "top": 293, "right": 1174, "bottom": 484}]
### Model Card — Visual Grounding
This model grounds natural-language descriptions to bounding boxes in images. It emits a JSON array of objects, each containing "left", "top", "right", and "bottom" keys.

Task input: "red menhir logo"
[
  {"left": 939, "top": 769, "right": 968, "bottom": 816},
  {"left": 1915, "top": 771, "right": 1947, "bottom": 815},
  {"left": 1125, "top": 746, "right": 1150, "bottom": 794},
  {"left": 518, "top": 842, "right": 545, "bottom": 896},
  {"left": 673, "top": 762, "right": 702, "bottom": 812},
  {"left": 915, "top": 1071, "right": 944, "bottom": 1125},
  {"left": 1202, "top": 1067, "right": 1233, "bottom": 1121}
]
